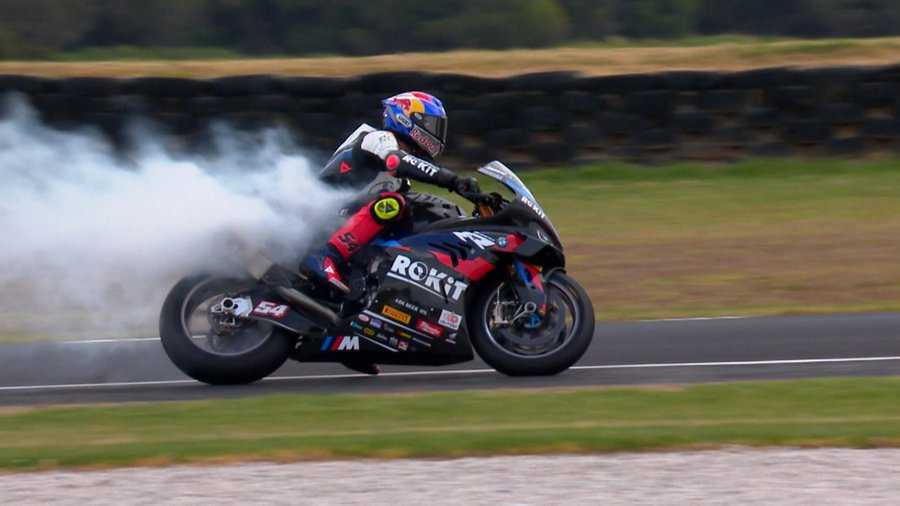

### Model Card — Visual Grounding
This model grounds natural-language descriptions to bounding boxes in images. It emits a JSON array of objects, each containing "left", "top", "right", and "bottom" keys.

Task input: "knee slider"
[{"left": 369, "top": 192, "right": 406, "bottom": 223}]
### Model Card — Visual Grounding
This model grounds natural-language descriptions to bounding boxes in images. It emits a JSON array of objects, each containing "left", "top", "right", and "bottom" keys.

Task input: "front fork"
[{"left": 509, "top": 260, "right": 548, "bottom": 328}]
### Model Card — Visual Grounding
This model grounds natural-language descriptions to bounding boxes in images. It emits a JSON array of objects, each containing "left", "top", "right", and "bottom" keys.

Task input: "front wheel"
[
  {"left": 469, "top": 271, "right": 595, "bottom": 376},
  {"left": 159, "top": 274, "right": 292, "bottom": 385}
]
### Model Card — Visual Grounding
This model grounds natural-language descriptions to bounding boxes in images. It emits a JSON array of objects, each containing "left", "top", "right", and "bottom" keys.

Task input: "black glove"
[{"left": 453, "top": 176, "right": 480, "bottom": 195}]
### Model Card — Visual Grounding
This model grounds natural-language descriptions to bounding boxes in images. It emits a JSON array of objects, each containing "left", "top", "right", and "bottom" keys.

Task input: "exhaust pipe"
[
  {"left": 273, "top": 286, "right": 340, "bottom": 327},
  {"left": 245, "top": 251, "right": 339, "bottom": 327}
]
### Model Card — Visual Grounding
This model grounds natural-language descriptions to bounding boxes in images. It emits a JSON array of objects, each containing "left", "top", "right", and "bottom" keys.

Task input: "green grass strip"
[{"left": 3, "top": 377, "right": 900, "bottom": 470}]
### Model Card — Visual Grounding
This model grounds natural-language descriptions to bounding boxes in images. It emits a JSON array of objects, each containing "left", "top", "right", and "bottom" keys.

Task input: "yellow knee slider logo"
[{"left": 373, "top": 197, "right": 401, "bottom": 221}]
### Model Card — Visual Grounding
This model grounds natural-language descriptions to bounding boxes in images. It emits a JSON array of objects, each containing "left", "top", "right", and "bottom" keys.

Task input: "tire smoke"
[{"left": 0, "top": 95, "right": 351, "bottom": 339}]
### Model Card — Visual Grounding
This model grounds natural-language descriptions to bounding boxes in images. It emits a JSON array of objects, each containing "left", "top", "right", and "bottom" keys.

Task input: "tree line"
[{"left": 2, "top": 0, "right": 900, "bottom": 59}]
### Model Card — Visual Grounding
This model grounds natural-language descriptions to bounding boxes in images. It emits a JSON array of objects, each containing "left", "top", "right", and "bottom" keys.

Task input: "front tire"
[
  {"left": 159, "top": 274, "right": 292, "bottom": 385},
  {"left": 469, "top": 271, "right": 595, "bottom": 376}
]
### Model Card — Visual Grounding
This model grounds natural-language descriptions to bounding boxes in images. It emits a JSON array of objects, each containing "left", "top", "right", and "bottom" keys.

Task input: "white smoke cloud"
[{"left": 0, "top": 94, "right": 351, "bottom": 338}]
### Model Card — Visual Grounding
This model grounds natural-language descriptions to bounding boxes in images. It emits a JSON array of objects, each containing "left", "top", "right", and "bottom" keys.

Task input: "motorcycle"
[{"left": 159, "top": 161, "right": 595, "bottom": 384}]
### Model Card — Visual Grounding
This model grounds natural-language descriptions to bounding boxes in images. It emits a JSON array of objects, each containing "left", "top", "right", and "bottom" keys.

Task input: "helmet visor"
[{"left": 420, "top": 114, "right": 447, "bottom": 144}]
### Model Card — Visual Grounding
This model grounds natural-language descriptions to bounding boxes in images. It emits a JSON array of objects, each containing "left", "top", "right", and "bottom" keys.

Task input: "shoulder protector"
[{"left": 360, "top": 130, "right": 400, "bottom": 160}]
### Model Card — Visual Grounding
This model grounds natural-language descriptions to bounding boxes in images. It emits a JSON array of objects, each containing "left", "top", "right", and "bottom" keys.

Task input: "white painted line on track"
[
  {"left": 637, "top": 316, "right": 747, "bottom": 323},
  {"left": 63, "top": 337, "right": 162, "bottom": 344},
  {"left": 2, "top": 355, "right": 899, "bottom": 392}
]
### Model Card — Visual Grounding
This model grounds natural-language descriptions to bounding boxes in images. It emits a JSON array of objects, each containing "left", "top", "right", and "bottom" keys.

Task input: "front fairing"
[{"left": 477, "top": 161, "right": 563, "bottom": 249}]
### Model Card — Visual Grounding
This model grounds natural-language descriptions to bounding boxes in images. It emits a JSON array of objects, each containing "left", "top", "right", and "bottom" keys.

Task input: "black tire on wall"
[
  {"left": 625, "top": 90, "right": 674, "bottom": 120},
  {"left": 59, "top": 77, "right": 123, "bottom": 97},
  {"left": 854, "top": 81, "right": 898, "bottom": 108},
  {"left": 784, "top": 119, "right": 832, "bottom": 145},
  {"left": 531, "top": 140, "right": 575, "bottom": 163},
  {"left": 485, "top": 127, "right": 528, "bottom": 149},
  {"left": 0, "top": 75, "right": 53, "bottom": 94},
  {"left": 661, "top": 71, "right": 719, "bottom": 91},
  {"left": 281, "top": 76, "right": 349, "bottom": 98},
  {"left": 697, "top": 89, "right": 747, "bottom": 113},
  {"left": 828, "top": 137, "right": 866, "bottom": 156},
  {"left": 508, "top": 72, "right": 579, "bottom": 93},
  {"left": 560, "top": 90, "right": 603, "bottom": 115},
  {"left": 673, "top": 111, "right": 714, "bottom": 135},
  {"left": 124, "top": 77, "right": 211, "bottom": 98},
  {"left": 523, "top": 105, "right": 565, "bottom": 132},
  {"left": 211, "top": 75, "right": 279, "bottom": 97},
  {"left": 862, "top": 118, "right": 900, "bottom": 140},
  {"left": 821, "top": 102, "right": 864, "bottom": 125}
]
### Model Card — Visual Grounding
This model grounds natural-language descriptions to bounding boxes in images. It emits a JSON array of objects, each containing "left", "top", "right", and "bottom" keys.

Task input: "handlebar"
[{"left": 458, "top": 190, "right": 504, "bottom": 210}]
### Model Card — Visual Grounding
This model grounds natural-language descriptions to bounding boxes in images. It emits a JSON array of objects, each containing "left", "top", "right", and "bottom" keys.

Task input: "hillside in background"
[{"left": 3, "top": 0, "right": 900, "bottom": 59}]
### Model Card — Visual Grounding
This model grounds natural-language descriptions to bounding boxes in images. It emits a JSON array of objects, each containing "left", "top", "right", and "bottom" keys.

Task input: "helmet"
[{"left": 382, "top": 91, "right": 448, "bottom": 159}]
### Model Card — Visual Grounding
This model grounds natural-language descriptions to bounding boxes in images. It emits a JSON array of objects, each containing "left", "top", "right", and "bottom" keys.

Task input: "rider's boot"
[{"left": 300, "top": 245, "right": 351, "bottom": 295}]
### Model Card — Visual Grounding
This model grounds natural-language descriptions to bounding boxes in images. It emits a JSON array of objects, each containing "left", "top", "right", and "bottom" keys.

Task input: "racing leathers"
[{"left": 301, "top": 124, "right": 464, "bottom": 295}]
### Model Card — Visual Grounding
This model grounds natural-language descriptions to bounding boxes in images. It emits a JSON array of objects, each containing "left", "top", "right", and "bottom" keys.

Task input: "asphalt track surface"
[{"left": 0, "top": 313, "right": 898, "bottom": 406}]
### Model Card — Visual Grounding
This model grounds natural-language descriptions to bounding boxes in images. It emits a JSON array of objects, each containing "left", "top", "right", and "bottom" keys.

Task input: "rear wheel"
[
  {"left": 470, "top": 271, "right": 594, "bottom": 376},
  {"left": 159, "top": 275, "right": 292, "bottom": 385}
]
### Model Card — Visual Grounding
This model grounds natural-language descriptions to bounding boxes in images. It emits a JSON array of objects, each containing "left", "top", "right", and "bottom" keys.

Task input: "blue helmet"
[{"left": 382, "top": 91, "right": 448, "bottom": 159}]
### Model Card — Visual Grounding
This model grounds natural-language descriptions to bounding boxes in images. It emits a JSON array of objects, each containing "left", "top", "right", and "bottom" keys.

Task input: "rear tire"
[
  {"left": 469, "top": 271, "right": 595, "bottom": 376},
  {"left": 159, "top": 274, "right": 292, "bottom": 385}
]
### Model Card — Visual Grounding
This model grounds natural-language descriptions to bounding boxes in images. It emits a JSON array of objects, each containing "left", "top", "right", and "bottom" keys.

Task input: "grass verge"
[
  {"left": 516, "top": 158, "right": 900, "bottom": 320},
  {"left": 1, "top": 36, "right": 900, "bottom": 77},
  {"left": 2, "top": 377, "right": 900, "bottom": 470}
]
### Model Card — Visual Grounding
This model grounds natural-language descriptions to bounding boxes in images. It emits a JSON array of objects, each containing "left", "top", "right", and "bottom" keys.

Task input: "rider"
[{"left": 299, "top": 91, "right": 478, "bottom": 296}]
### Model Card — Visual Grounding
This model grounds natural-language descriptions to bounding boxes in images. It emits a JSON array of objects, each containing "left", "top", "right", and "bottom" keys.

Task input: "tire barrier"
[{"left": 2, "top": 64, "right": 900, "bottom": 165}]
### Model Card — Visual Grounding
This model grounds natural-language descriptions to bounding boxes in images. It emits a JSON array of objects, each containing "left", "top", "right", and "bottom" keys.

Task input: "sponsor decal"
[
  {"left": 449, "top": 332, "right": 458, "bottom": 339},
  {"left": 339, "top": 161, "right": 352, "bottom": 174},
  {"left": 388, "top": 255, "right": 468, "bottom": 301},
  {"left": 251, "top": 301, "right": 289, "bottom": 319},
  {"left": 393, "top": 297, "right": 428, "bottom": 317},
  {"left": 478, "top": 164, "right": 507, "bottom": 180},
  {"left": 382, "top": 305, "right": 412, "bottom": 324},
  {"left": 438, "top": 309, "right": 462, "bottom": 331},
  {"left": 376, "top": 332, "right": 390, "bottom": 341},
  {"left": 389, "top": 337, "right": 398, "bottom": 347},
  {"left": 416, "top": 319, "right": 444, "bottom": 339},
  {"left": 410, "top": 126, "right": 442, "bottom": 158},
  {"left": 329, "top": 335, "right": 360, "bottom": 351},
  {"left": 383, "top": 323, "right": 396, "bottom": 332},
  {"left": 363, "top": 327, "right": 376, "bottom": 337},
  {"left": 398, "top": 330, "right": 412, "bottom": 339},
  {"left": 453, "top": 231, "right": 496, "bottom": 249},
  {"left": 398, "top": 340, "right": 409, "bottom": 351},
  {"left": 395, "top": 113, "right": 412, "bottom": 128},
  {"left": 370, "top": 318, "right": 383, "bottom": 329},
  {"left": 358, "top": 314, "right": 370, "bottom": 323},
  {"left": 519, "top": 196, "right": 547, "bottom": 220},
  {"left": 497, "top": 236, "right": 508, "bottom": 248},
  {"left": 401, "top": 153, "right": 439, "bottom": 177},
  {"left": 350, "top": 321, "right": 363, "bottom": 331}
]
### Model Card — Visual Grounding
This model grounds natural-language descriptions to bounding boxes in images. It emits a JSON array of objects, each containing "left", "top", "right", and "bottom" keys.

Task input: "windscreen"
[
  {"left": 477, "top": 161, "right": 536, "bottom": 201},
  {"left": 477, "top": 161, "right": 562, "bottom": 248}
]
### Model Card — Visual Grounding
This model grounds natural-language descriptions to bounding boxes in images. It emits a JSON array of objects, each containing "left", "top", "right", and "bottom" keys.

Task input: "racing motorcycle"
[{"left": 159, "top": 161, "right": 595, "bottom": 384}]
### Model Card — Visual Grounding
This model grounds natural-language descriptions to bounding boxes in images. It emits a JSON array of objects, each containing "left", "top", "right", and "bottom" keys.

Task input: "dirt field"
[{"left": 2, "top": 37, "right": 900, "bottom": 78}]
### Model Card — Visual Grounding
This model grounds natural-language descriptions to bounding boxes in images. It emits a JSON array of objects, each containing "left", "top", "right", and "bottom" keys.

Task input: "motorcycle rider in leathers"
[
  {"left": 300, "top": 91, "right": 477, "bottom": 296},
  {"left": 265, "top": 92, "right": 477, "bottom": 375}
]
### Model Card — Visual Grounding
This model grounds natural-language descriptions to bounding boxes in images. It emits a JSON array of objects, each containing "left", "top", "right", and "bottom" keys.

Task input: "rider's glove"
[{"left": 453, "top": 176, "right": 480, "bottom": 195}]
